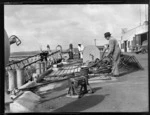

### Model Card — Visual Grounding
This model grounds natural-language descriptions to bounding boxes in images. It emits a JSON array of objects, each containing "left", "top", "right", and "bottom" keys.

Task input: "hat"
[
  {"left": 104, "top": 32, "right": 111, "bottom": 38},
  {"left": 47, "top": 45, "right": 50, "bottom": 48}
]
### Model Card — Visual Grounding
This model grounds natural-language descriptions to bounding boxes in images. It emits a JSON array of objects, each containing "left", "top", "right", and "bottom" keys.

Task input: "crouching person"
[
  {"left": 80, "top": 66, "right": 94, "bottom": 94},
  {"left": 67, "top": 66, "right": 94, "bottom": 98}
]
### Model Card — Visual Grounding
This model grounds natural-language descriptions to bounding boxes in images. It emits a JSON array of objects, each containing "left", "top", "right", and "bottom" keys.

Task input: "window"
[
  {"left": 131, "top": 40, "right": 133, "bottom": 46},
  {"left": 121, "top": 43, "right": 124, "bottom": 49},
  {"left": 128, "top": 41, "right": 130, "bottom": 48}
]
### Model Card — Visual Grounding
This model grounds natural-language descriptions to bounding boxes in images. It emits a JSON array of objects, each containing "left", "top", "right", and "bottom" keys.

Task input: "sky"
[{"left": 4, "top": 4, "right": 148, "bottom": 52}]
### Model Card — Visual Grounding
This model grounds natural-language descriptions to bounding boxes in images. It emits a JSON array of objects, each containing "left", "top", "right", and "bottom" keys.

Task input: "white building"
[{"left": 121, "top": 21, "right": 148, "bottom": 52}]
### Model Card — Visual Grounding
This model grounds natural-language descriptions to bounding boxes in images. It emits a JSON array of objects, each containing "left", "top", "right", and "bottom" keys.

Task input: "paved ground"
[{"left": 34, "top": 53, "right": 148, "bottom": 112}]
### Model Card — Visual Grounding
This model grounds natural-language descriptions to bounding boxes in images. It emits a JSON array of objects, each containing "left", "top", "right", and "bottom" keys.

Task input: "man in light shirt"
[{"left": 78, "top": 44, "right": 84, "bottom": 59}]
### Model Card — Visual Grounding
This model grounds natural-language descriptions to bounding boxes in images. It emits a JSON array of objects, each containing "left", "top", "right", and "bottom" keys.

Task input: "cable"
[{"left": 139, "top": 5, "right": 141, "bottom": 25}]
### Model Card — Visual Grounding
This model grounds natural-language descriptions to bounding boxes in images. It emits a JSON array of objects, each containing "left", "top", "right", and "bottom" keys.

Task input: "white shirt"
[{"left": 78, "top": 45, "right": 84, "bottom": 52}]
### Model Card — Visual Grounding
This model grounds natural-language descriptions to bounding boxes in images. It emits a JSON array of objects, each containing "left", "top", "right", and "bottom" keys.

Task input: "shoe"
[
  {"left": 88, "top": 90, "right": 94, "bottom": 94},
  {"left": 113, "top": 75, "right": 119, "bottom": 77}
]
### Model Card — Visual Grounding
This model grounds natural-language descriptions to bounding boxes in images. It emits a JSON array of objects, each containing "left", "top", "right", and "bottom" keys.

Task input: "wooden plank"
[
  {"left": 65, "top": 65, "right": 70, "bottom": 70},
  {"left": 61, "top": 69, "right": 66, "bottom": 75},
  {"left": 58, "top": 69, "right": 65, "bottom": 76},
  {"left": 63, "top": 66, "right": 68, "bottom": 70},
  {"left": 50, "top": 70, "right": 57, "bottom": 76},
  {"left": 77, "top": 67, "right": 80, "bottom": 72},
  {"left": 74, "top": 66, "right": 79, "bottom": 72},
  {"left": 55, "top": 69, "right": 62, "bottom": 76},
  {"left": 71, "top": 66, "right": 75, "bottom": 73},
  {"left": 52, "top": 70, "right": 60, "bottom": 76},
  {"left": 68, "top": 66, "right": 72, "bottom": 74},
  {"left": 65, "top": 66, "right": 71, "bottom": 74},
  {"left": 64, "top": 66, "right": 69, "bottom": 74},
  {"left": 62, "top": 69, "right": 68, "bottom": 76},
  {"left": 74, "top": 67, "right": 78, "bottom": 73},
  {"left": 67, "top": 66, "right": 72, "bottom": 74},
  {"left": 70, "top": 65, "right": 74, "bottom": 74}
]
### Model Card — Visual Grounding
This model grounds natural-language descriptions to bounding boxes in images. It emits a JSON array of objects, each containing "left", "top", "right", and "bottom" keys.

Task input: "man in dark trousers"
[
  {"left": 69, "top": 43, "right": 74, "bottom": 59},
  {"left": 103, "top": 32, "right": 121, "bottom": 77}
]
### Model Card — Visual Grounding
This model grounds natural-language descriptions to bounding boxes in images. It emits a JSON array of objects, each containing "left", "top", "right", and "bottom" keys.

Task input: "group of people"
[
  {"left": 77, "top": 32, "right": 121, "bottom": 77},
  {"left": 44, "top": 32, "right": 121, "bottom": 77}
]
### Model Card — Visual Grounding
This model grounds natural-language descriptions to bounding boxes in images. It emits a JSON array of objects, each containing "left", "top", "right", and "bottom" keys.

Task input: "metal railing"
[
  {"left": 5, "top": 50, "right": 63, "bottom": 92},
  {"left": 6, "top": 50, "right": 61, "bottom": 70}
]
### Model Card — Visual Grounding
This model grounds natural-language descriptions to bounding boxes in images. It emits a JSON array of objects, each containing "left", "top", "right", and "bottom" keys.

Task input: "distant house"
[
  {"left": 121, "top": 21, "right": 148, "bottom": 52},
  {"left": 97, "top": 46, "right": 105, "bottom": 51}
]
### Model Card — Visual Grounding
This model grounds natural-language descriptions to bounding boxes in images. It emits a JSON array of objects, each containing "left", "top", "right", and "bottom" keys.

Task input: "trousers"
[{"left": 111, "top": 51, "right": 121, "bottom": 76}]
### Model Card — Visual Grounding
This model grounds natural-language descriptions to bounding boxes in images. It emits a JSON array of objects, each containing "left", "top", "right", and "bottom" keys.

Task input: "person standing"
[
  {"left": 46, "top": 45, "right": 53, "bottom": 64},
  {"left": 78, "top": 44, "right": 84, "bottom": 59},
  {"left": 69, "top": 43, "right": 74, "bottom": 59},
  {"left": 47, "top": 45, "right": 51, "bottom": 55},
  {"left": 104, "top": 32, "right": 121, "bottom": 77}
]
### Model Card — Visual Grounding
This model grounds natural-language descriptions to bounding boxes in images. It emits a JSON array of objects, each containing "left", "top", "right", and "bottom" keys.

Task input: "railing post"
[
  {"left": 16, "top": 68, "right": 24, "bottom": 88},
  {"left": 7, "top": 69, "right": 17, "bottom": 92},
  {"left": 36, "top": 62, "right": 41, "bottom": 75}
]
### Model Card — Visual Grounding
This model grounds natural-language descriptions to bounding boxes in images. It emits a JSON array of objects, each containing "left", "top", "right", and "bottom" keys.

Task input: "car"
[
  {"left": 135, "top": 40, "right": 148, "bottom": 54},
  {"left": 141, "top": 40, "right": 148, "bottom": 53}
]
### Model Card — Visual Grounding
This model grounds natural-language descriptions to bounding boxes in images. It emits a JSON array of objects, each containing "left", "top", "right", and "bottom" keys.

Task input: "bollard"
[
  {"left": 7, "top": 69, "right": 17, "bottom": 91},
  {"left": 5, "top": 72, "right": 9, "bottom": 93},
  {"left": 36, "top": 62, "right": 41, "bottom": 75},
  {"left": 40, "top": 61, "right": 46, "bottom": 74},
  {"left": 16, "top": 68, "right": 24, "bottom": 88}
]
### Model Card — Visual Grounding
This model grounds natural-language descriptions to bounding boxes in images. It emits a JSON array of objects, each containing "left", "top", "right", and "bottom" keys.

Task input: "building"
[
  {"left": 97, "top": 45, "right": 105, "bottom": 51},
  {"left": 121, "top": 21, "right": 148, "bottom": 52}
]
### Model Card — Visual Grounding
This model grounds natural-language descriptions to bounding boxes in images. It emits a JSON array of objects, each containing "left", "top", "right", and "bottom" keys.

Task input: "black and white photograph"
[{"left": 4, "top": 3, "right": 149, "bottom": 113}]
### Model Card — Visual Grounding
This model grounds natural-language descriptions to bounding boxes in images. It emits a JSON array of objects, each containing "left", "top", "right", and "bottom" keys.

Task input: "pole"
[
  {"left": 16, "top": 68, "right": 24, "bottom": 88},
  {"left": 8, "top": 69, "right": 16, "bottom": 91},
  {"left": 139, "top": 5, "right": 141, "bottom": 25},
  {"left": 94, "top": 39, "right": 96, "bottom": 46},
  {"left": 148, "top": 0, "right": 150, "bottom": 74}
]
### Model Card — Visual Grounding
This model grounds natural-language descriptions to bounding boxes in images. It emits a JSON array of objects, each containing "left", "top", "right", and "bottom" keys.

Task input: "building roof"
[
  {"left": 122, "top": 22, "right": 148, "bottom": 41},
  {"left": 97, "top": 46, "right": 105, "bottom": 49}
]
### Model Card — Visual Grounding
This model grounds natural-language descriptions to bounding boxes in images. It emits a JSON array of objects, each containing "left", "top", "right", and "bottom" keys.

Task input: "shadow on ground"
[
  {"left": 119, "top": 69, "right": 142, "bottom": 77},
  {"left": 92, "top": 87, "right": 102, "bottom": 93},
  {"left": 39, "top": 86, "right": 102, "bottom": 104},
  {"left": 39, "top": 93, "right": 67, "bottom": 103},
  {"left": 52, "top": 94, "right": 109, "bottom": 112}
]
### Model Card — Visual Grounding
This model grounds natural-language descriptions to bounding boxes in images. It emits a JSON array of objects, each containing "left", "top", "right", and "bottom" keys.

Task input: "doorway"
[{"left": 124, "top": 40, "right": 127, "bottom": 52}]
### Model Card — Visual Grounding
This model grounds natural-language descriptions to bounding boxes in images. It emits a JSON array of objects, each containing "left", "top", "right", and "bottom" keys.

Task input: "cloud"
[{"left": 4, "top": 4, "right": 148, "bottom": 52}]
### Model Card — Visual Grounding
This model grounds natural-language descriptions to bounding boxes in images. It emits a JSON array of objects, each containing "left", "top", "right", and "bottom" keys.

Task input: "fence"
[{"left": 5, "top": 50, "right": 62, "bottom": 92}]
